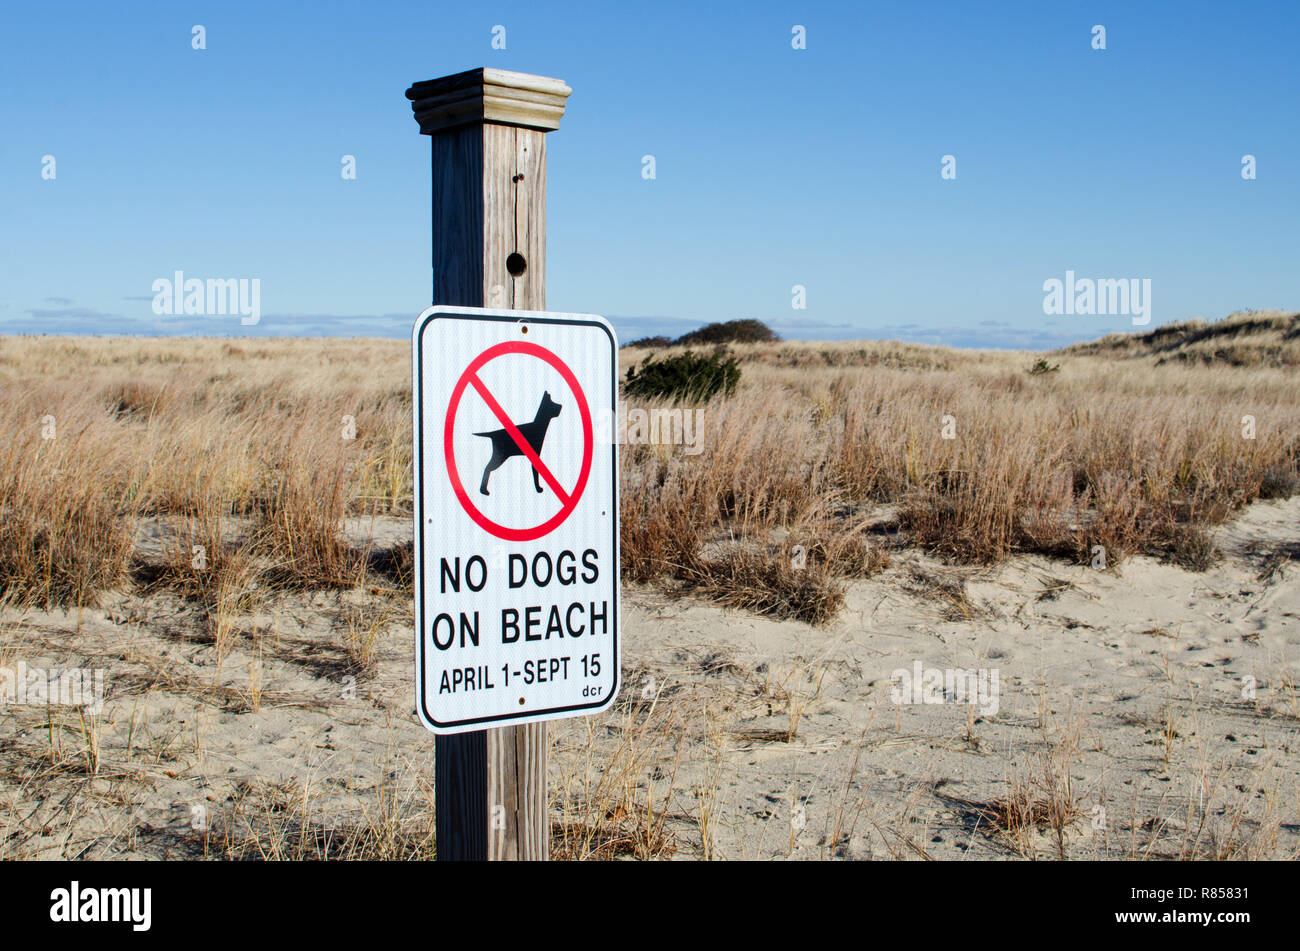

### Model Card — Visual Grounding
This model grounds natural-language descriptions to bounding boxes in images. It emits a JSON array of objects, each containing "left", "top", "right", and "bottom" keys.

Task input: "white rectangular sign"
[{"left": 412, "top": 306, "right": 620, "bottom": 733}]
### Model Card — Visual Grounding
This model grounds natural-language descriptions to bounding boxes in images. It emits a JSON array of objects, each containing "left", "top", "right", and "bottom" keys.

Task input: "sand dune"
[
  {"left": 1, "top": 495, "right": 1295, "bottom": 859},
  {"left": 1, "top": 324, "right": 1297, "bottom": 859}
]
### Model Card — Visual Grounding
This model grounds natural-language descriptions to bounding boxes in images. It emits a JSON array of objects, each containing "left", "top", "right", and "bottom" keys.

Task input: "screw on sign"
[{"left": 412, "top": 306, "right": 620, "bottom": 734}]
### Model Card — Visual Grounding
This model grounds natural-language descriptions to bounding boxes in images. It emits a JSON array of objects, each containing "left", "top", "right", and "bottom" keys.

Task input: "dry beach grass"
[{"left": 1, "top": 310, "right": 1298, "bottom": 859}]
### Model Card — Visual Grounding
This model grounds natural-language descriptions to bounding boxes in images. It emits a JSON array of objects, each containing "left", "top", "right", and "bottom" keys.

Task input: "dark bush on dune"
[
  {"left": 625, "top": 335, "right": 674, "bottom": 349},
  {"left": 624, "top": 319, "right": 779, "bottom": 349},
  {"left": 624, "top": 349, "right": 741, "bottom": 402},
  {"left": 675, "top": 319, "right": 779, "bottom": 346}
]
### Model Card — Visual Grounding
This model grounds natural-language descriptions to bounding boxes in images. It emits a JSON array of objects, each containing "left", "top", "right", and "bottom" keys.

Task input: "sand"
[{"left": 1, "top": 498, "right": 1297, "bottom": 860}]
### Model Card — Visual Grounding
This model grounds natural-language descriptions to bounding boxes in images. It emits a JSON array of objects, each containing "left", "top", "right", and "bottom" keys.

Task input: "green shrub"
[
  {"left": 624, "top": 350, "right": 740, "bottom": 403},
  {"left": 675, "top": 319, "right": 778, "bottom": 346},
  {"left": 624, "top": 335, "right": 674, "bottom": 349}
]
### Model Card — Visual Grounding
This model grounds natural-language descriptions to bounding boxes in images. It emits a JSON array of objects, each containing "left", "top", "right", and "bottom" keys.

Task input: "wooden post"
[{"left": 406, "top": 67, "right": 571, "bottom": 861}]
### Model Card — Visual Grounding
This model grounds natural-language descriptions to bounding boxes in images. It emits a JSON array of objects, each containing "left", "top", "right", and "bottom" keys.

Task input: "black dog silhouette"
[{"left": 475, "top": 392, "right": 562, "bottom": 496}]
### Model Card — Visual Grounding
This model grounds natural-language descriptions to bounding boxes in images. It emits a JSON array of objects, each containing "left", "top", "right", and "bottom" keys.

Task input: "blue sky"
[{"left": 1, "top": 0, "right": 1296, "bottom": 348}]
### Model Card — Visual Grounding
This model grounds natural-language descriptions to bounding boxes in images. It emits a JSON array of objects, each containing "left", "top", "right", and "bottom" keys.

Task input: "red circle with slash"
[{"left": 444, "top": 340, "right": 594, "bottom": 542}]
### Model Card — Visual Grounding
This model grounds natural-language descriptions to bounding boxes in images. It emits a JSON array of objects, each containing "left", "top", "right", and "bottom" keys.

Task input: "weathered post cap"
[{"left": 405, "top": 68, "right": 571, "bottom": 134}]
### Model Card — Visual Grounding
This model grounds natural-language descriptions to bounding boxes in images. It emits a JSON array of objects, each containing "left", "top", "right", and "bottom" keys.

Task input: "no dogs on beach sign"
[{"left": 412, "top": 306, "right": 620, "bottom": 733}]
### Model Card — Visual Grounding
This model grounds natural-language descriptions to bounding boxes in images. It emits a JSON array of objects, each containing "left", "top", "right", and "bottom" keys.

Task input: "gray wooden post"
[{"left": 405, "top": 67, "right": 571, "bottom": 861}]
